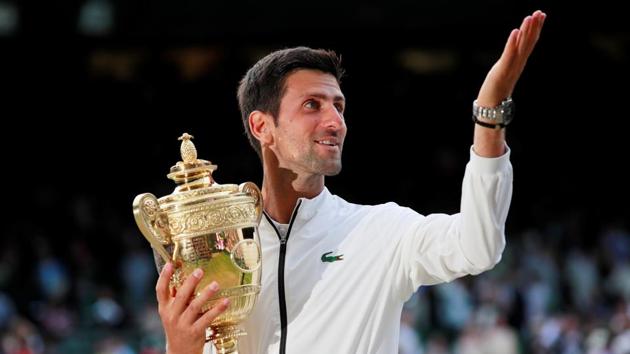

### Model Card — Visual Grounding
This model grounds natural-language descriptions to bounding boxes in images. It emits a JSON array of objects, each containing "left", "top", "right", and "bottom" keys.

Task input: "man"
[{"left": 156, "top": 10, "right": 546, "bottom": 354}]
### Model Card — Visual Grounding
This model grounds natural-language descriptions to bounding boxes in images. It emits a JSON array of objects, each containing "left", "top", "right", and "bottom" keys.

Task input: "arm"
[
  {"left": 156, "top": 263, "right": 230, "bottom": 354},
  {"left": 393, "top": 11, "right": 546, "bottom": 295},
  {"left": 474, "top": 10, "right": 546, "bottom": 157},
  {"left": 394, "top": 149, "right": 512, "bottom": 294}
]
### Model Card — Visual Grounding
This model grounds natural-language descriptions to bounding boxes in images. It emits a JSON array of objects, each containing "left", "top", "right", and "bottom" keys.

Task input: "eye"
[
  {"left": 304, "top": 100, "right": 320, "bottom": 110},
  {"left": 334, "top": 103, "right": 345, "bottom": 114}
]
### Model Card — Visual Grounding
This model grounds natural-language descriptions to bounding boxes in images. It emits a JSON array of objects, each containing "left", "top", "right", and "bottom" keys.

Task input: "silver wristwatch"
[{"left": 472, "top": 97, "right": 514, "bottom": 129}]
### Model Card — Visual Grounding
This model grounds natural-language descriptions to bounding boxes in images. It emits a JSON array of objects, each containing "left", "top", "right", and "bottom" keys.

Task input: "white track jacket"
[{"left": 204, "top": 147, "right": 513, "bottom": 354}]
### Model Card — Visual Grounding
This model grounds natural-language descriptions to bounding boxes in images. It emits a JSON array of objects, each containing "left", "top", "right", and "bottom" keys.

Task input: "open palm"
[{"left": 477, "top": 10, "right": 546, "bottom": 106}]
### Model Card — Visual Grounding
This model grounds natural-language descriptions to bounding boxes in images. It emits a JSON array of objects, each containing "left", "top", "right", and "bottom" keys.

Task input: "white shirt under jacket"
[{"left": 204, "top": 146, "right": 513, "bottom": 354}]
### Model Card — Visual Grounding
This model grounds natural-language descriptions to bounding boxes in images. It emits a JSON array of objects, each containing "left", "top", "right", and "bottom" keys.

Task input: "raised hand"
[
  {"left": 477, "top": 10, "right": 547, "bottom": 106},
  {"left": 156, "top": 263, "right": 230, "bottom": 354}
]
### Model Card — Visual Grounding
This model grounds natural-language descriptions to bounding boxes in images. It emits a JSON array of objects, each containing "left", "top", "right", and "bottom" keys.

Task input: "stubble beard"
[{"left": 304, "top": 146, "right": 343, "bottom": 176}]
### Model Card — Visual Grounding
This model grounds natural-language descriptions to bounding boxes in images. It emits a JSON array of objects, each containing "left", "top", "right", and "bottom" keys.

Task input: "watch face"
[{"left": 501, "top": 99, "right": 514, "bottom": 123}]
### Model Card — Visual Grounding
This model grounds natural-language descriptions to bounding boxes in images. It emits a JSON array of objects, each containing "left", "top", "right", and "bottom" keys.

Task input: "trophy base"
[{"left": 206, "top": 325, "right": 244, "bottom": 354}]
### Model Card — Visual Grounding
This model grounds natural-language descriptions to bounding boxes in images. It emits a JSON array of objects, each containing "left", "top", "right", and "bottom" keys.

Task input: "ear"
[{"left": 248, "top": 110, "right": 274, "bottom": 146}]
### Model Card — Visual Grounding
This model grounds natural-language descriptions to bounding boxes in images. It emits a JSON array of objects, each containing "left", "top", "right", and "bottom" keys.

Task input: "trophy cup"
[{"left": 132, "top": 133, "right": 262, "bottom": 354}]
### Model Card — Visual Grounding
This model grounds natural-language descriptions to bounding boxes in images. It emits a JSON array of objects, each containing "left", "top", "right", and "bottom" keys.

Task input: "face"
[{"left": 269, "top": 69, "right": 347, "bottom": 176}]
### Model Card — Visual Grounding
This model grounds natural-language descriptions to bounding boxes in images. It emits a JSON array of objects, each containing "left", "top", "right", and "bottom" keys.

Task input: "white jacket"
[{"left": 205, "top": 147, "right": 512, "bottom": 354}]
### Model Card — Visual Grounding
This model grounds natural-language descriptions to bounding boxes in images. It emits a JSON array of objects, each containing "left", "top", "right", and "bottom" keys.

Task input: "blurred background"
[{"left": 1, "top": 0, "right": 629, "bottom": 353}]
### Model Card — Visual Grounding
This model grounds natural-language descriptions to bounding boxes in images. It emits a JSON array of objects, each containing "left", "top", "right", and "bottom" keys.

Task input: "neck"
[{"left": 261, "top": 154, "right": 324, "bottom": 224}]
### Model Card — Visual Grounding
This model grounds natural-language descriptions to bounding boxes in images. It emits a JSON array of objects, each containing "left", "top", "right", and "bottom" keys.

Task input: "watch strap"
[
  {"left": 472, "top": 97, "right": 513, "bottom": 129},
  {"left": 472, "top": 114, "right": 508, "bottom": 129}
]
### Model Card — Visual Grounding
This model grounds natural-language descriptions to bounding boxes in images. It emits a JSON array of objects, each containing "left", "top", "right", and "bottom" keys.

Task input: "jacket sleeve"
[
  {"left": 203, "top": 342, "right": 215, "bottom": 354},
  {"left": 393, "top": 146, "right": 513, "bottom": 297}
]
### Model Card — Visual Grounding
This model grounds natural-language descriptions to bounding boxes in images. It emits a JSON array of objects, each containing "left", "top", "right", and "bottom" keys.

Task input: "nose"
[{"left": 322, "top": 105, "right": 345, "bottom": 130}]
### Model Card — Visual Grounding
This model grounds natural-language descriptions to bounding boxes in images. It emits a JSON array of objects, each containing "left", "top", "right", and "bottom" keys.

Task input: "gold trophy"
[{"left": 132, "top": 133, "right": 262, "bottom": 354}]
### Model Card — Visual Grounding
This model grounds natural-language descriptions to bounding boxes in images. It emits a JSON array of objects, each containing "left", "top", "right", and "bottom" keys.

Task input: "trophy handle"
[
  {"left": 132, "top": 193, "right": 172, "bottom": 264},
  {"left": 239, "top": 182, "right": 263, "bottom": 223}
]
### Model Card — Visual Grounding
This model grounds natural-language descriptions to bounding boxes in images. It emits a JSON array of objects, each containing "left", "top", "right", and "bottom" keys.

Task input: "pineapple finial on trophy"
[
  {"left": 178, "top": 133, "right": 197, "bottom": 163},
  {"left": 168, "top": 133, "right": 217, "bottom": 191}
]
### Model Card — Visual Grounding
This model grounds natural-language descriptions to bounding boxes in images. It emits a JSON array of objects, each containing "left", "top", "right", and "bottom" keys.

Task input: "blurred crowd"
[
  {"left": 399, "top": 218, "right": 630, "bottom": 354},
  {"left": 1, "top": 194, "right": 629, "bottom": 354}
]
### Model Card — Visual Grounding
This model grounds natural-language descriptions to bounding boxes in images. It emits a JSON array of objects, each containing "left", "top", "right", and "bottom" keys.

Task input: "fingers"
[
  {"left": 193, "top": 298, "right": 231, "bottom": 333},
  {"left": 529, "top": 11, "right": 546, "bottom": 50},
  {"left": 155, "top": 267, "right": 225, "bottom": 354},
  {"left": 516, "top": 16, "right": 532, "bottom": 56},
  {"left": 156, "top": 262, "right": 174, "bottom": 306},
  {"left": 518, "top": 11, "right": 546, "bottom": 57},
  {"left": 171, "top": 268, "right": 204, "bottom": 315},
  {"left": 500, "top": 28, "right": 520, "bottom": 65},
  {"left": 181, "top": 281, "right": 221, "bottom": 325}
]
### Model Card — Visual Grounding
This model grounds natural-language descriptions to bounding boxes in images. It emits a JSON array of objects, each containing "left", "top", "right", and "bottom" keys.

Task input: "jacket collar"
[
  {"left": 262, "top": 186, "right": 332, "bottom": 226},
  {"left": 294, "top": 186, "right": 331, "bottom": 222}
]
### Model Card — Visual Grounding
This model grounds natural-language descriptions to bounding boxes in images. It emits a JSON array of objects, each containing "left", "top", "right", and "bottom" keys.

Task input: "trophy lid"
[
  {"left": 159, "top": 133, "right": 247, "bottom": 211},
  {"left": 167, "top": 133, "right": 218, "bottom": 192}
]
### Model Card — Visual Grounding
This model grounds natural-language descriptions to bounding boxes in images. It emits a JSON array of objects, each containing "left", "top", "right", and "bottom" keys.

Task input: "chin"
[
  {"left": 323, "top": 163, "right": 342, "bottom": 176},
  {"left": 306, "top": 154, "right": 343, "bottom": 176}
]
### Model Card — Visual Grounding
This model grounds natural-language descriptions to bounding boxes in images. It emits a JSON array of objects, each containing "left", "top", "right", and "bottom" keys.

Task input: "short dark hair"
[{"left": 237, "top": 46, "right": 344, "bottom": 160}]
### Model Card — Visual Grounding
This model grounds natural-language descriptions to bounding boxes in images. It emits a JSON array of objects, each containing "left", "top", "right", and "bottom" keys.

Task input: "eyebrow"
[{"left": 302, "top": 92, "right": 346, "bottom": 103}]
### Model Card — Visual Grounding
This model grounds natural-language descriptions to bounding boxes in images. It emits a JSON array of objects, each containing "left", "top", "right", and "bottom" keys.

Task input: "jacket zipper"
[{"left": 264, "top": 200, "right": 302, "bottom": 354}]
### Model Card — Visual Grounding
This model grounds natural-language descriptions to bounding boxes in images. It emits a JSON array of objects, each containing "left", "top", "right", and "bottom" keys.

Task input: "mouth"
[
  {"left": 314, "top": 138, "right": 342, "bottom": 153},
  {"left": 314, "top": 139, "right": 339, "bottom": 147}
]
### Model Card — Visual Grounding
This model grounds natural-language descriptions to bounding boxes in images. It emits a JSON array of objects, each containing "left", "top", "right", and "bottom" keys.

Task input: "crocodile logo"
[{"left": 321, "top": 251, "right": 344, "bottom": 263}]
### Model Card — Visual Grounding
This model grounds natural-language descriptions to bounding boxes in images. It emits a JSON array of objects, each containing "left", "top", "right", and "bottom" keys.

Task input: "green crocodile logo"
[{"left": 321, "top": 251, "right": 344, "bottom": 263}]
